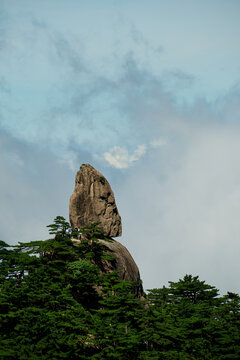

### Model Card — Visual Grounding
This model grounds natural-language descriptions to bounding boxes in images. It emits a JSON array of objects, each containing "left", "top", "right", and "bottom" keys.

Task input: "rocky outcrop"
[
  {"left": 98, "top": 238, "right": 143, "bottom": 298},
  {"left": 69, "top": 164, "right": 122, "bottom": 237},
  {"left": 69, "top": 163, "right": 143, "bottom": 297}
]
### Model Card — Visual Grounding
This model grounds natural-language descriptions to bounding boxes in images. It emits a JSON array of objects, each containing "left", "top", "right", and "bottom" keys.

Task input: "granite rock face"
[
  {"left": 69, "top": 164, "right": 122, "bottom": 237},
  {"left": 98, "top": 238, "right": 143, "bottom": 298}
]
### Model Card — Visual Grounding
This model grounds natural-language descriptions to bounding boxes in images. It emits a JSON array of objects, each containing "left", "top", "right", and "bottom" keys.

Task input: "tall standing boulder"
[
  {"left": 69, "top": 164, "right": 122, "bottom": 237},
  {"left": 69, "top": 163, "right": 143, "bottom": 297}
]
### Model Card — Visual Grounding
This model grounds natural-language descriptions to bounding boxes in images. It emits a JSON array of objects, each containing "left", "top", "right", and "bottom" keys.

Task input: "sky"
[{"left": 1, "top": 0, "right": 240, "bottom": 294}]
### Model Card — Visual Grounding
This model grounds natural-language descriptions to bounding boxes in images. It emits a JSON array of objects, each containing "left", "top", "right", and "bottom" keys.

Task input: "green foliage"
[
  {"left": 99, "top": 176, "right": 105, "bottom": 184},
  {"left": 146, "top": 275, "right": 240, "bottom": 359},
  {"left": 1, "top": 218, "right": 240, "bottom": 359},
  {"left": 91, "top": 273, "right": 144, "bottom": 359},
  {"left": 0, "top": 218, "right": 104, "bottom": 359},
  {"left": 46, "top": 216, "right": 70, "bottom": 235}
]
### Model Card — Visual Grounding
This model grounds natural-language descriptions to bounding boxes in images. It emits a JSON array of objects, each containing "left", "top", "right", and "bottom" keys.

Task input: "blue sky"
[{"left": 1, "top": 0, "right": 240, "bottom": 293}]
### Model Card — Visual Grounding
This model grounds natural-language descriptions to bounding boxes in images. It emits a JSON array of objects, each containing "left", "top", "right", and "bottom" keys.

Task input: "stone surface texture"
[
  {"left": 69, "top": 164, "right": 122, "bottom": 237},
  {"left": 98, "top": 238, "right": 143, "bottom": 298}
]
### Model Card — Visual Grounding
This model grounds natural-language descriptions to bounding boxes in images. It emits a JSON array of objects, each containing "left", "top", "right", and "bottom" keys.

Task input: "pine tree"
[
  {"left": 1, "top": 219, "right": 240, "bottom": 360},
  {"left": 0, "top": 217, "right": 106, "bottom": 359},
  {"left": 91, "top": 272, "right": 144, "bottom": 359},
  {"left": 211, "top": 292, "right": 240, "bottom": 359},
  {"left": 146, "top": 275, "right": 220, "bottom": 359}
]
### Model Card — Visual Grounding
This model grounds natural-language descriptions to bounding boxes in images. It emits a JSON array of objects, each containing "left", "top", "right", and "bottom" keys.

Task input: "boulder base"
[{"left": 99, "top": 238, "right": 143, "bottom": 297}]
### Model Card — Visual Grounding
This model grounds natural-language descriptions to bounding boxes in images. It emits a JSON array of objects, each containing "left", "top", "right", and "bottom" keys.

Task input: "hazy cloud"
[
  {"left": 118, "top": 122, "right": 240, "bottom": 294},
  {"left": 0, "top": 130, "right": 78, "bottom": 244},
  {"left": 0, "top": 76, "right": 10, "bottom": 94},
  {"left": 150, "top": 137, "right": 167, "bottom": 148},
  {"left": 58, "top": 150, "right": 79, "bottom": 171},
  {"left": 51, "top": 33, "right": 87, "bottom": 74}
]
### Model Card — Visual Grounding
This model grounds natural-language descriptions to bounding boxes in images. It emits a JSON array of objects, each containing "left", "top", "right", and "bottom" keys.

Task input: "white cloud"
[
  {"left": 150, "top": 137, "right": 167, "bottom": 148},
  {"left": 129, "top": 144, "right": 147, "bottom": 162},
  {"left": 103, "top": 144, "right": 146, "bottom": 169}
]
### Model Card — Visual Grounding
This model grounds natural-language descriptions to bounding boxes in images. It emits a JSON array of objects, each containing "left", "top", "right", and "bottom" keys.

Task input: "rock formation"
[
  {"left": 69, "top": 164, "right": 122, "bottom": 237},
  {"left": 98, "top": 238, "right": 143, "bottom": 298},
  {"left": 69, "top": 164, "right": 143, "bottom": 297}
]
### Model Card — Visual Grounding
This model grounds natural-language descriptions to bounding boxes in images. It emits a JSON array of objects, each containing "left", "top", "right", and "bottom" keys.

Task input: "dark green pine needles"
[{"left": 1, "top": 217, "right": 240, "bottom": 359}]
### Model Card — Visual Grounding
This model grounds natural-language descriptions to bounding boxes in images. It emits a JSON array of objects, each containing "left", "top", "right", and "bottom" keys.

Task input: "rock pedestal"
[{"left": 98, "top": 238, "right": 143, "bottom": 298}]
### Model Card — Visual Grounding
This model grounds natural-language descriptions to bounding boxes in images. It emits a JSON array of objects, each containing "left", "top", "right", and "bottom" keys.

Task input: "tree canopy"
[{"left": 0, "top": 216, "right": 240, "bottom": 359}]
